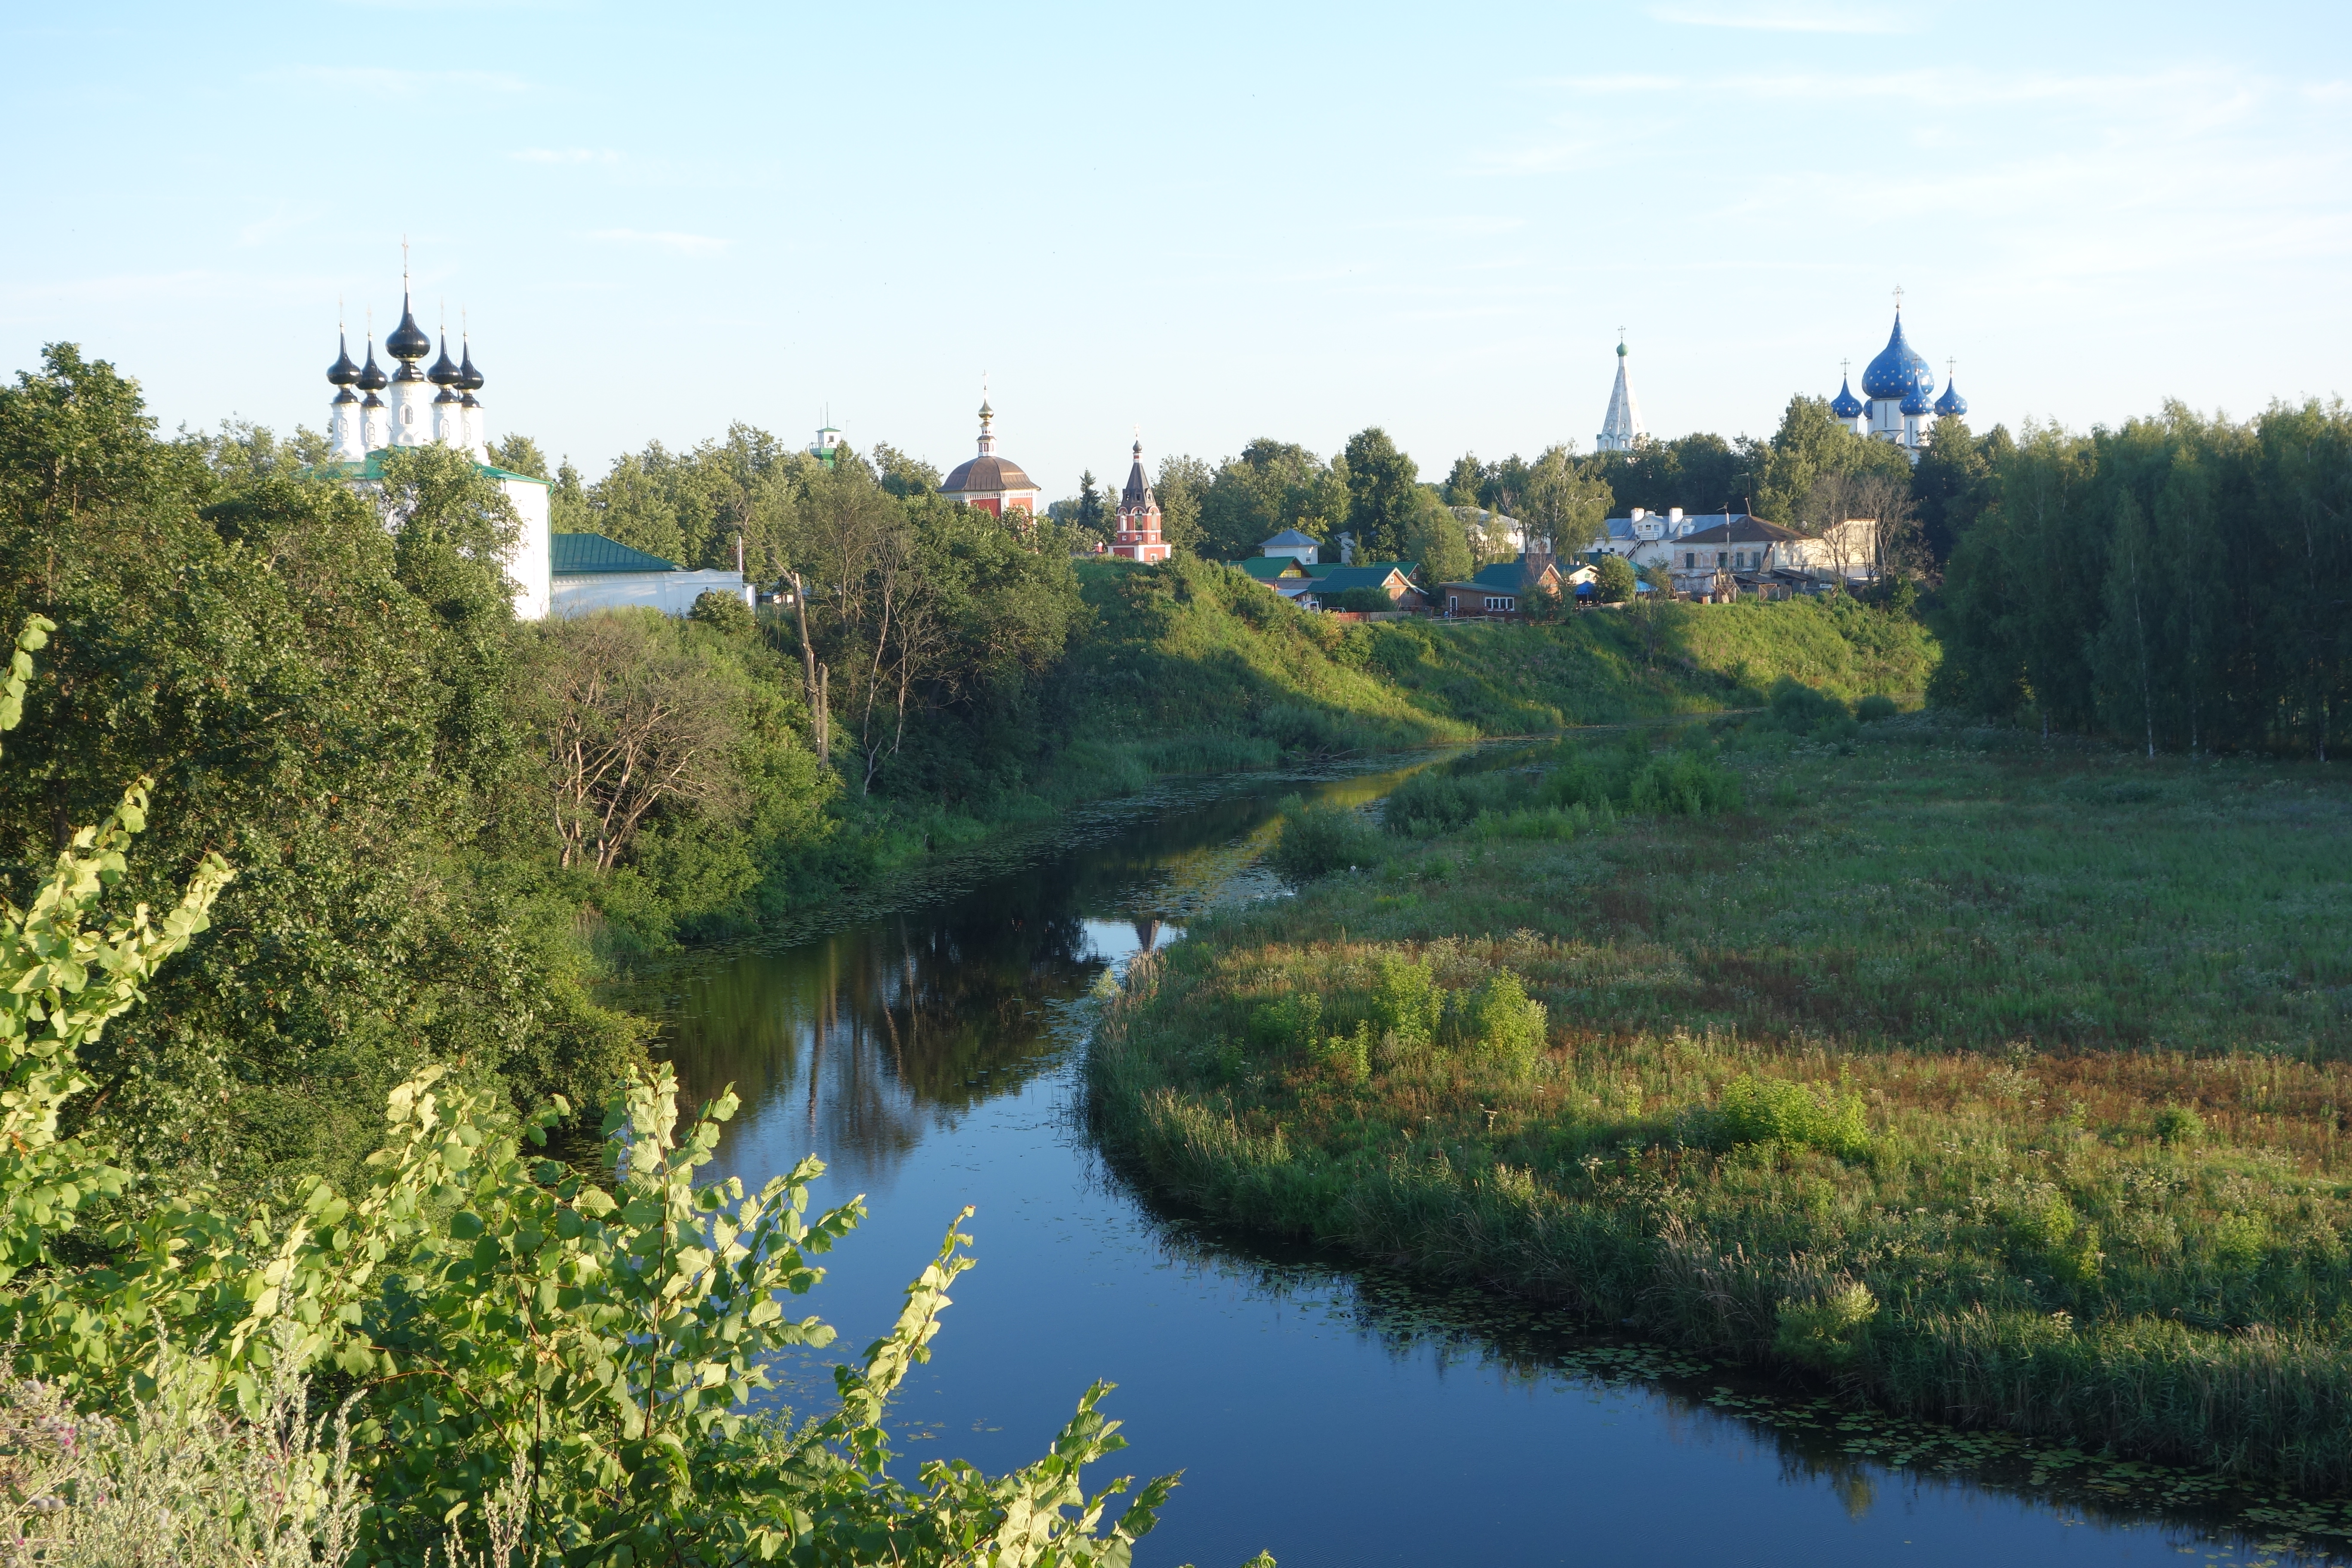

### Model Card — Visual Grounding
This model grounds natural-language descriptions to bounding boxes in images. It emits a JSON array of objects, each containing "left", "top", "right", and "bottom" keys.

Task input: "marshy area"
[{"left": 1088, "top": 702, "right": 2352, "bottom": 1550}]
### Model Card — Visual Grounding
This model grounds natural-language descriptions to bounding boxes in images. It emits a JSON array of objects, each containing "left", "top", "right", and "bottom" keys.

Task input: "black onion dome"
[
  {"left": 356, "top": 339, "right": 389, "bottom": 392},
  {"left": 385, "top": 294, "right": 432, "bottom": 361},
  {"left": 459, "top": 340, "right": 483, "bottom": 392},
  {"left": 428, "top": 334, "right": 461, "bottom": 386},
  {"left": 328, "top": 332, "right": 359, "bottom": 386}
]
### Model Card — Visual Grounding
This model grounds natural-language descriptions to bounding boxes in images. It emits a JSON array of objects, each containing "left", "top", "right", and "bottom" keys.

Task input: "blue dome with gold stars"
[
  {"left": 1934, "top": 375, "right": 1967, "bottom": 418},
  {"left": 1829, "top": 377, "right": 1864, "bottom": 420},
  {"left": 1860, "top": 313, "right": 1935, "bottom": 401}
]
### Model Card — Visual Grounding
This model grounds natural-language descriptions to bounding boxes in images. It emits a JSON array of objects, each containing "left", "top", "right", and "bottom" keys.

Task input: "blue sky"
[{"left": 5, "top": 1, "right": 2347, "bottom": 497}]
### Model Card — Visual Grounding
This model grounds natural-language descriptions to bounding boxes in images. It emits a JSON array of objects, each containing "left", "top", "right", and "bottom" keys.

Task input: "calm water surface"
[{"left": 657, "top": 764, "right": 2300, "bottom": 1568}]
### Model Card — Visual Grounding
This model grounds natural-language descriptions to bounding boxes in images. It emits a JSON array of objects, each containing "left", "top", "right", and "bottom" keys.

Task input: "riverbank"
[
  {"left": 1087, "top": 711, "right": 2352, "bottom": 1491},
  {"left": 750, "top": 563, "right": 1938, "bottom": 934}
]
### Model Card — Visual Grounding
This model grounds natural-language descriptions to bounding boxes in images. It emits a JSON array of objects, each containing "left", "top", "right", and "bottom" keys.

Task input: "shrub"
[
  {"left": 1329, "top": 586, "right": 1394, "bottom": 612},
  {"left": 1856, "top": 693, "right": 1899, "bottom": 722},
  {"left": 1766, "top": 677, "right": 1857, "bottom": 741},
  {"left": 1717, "top": 1072, "right": 1871, "bottom": 1159},
  {"left": 1594, "top": 554, "right": 1636, "bottom": 603},
  {"left": 1320, "top": 1020, "right": 1372, "bottom": 1085},
  {"left": 2154, "top": 1103, "right": 2204, "bottom": 1146},
  {"left": 1269, "top": 797, "right": 1386, "bottom": 881},
  {"left": 1463, "top": 969, "right": 1548, "bottom": 1077},
  {"left": 1250, "top": 992, "right": 1323, "bottom": 1054},
  {"left": 689, "top": 588, "right": 757, "bottom": 637},
  {"left": 1626, "top": 751, "right": 1743, "bottom": 816},
  {"left": 1372, "top": 954, "right": 1445, "bottom": 1049},
  {"left": 1773, "top": 1283, "right": 1879, "bottom": 1371}
]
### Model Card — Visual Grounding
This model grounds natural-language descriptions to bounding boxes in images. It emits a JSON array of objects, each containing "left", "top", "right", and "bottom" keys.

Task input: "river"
[{"left": 655, "top": 761, "right": 2312, "bottom": 1568}]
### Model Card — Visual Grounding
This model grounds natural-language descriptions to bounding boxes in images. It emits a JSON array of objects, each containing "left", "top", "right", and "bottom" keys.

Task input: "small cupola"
[
  {"left": 356, "top": 337, "right": 389, "bottom": 392},
  {"left": 428, "top": 332, "right": 462, "bottom": 386},
  {"left": 328, "top": 332, "right": 360, "bottom": 386}
]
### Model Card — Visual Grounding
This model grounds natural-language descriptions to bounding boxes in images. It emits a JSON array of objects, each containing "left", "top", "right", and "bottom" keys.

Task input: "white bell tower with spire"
[{"left": 1596, "top": 329, "right": 1646, "bottom": 453}]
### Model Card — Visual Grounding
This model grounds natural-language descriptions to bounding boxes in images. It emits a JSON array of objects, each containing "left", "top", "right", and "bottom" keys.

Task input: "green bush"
[
  {"left": 1269, "top": 797, "right": 1387, "bottom": 881},
  {"left": 1462, "top": 969, "right": 1547, "bottom": 1076},
  {"left": 2154, "top": 1103, "right": 2205, "bottom": 1146},
  {"left": 1717, "top": 1072, "right": 1872, "bottom": 1159},
  {"left": 1773, "top": 1283, "right": 1879, "bottom": 1371},
  {"left": 1594, "top": 554, "right": 1636, "bottom": 603},
  {"left": 1856, "top": 693, "right": 1899, "bottom": 722},
  {"left": 1250, "top": 992, "right": 1323, "bottom": 1054},
  {"left": 1329, "top": 586, "right": 1394, "bottom": 612},
  {"left": 1765, "top": 677, "right": 1858, "bottom": 741},
  {"left": 1625, "top": 750, "right": 1744, "bottom": 816},
  {"left": 1372, "top": 954, "right": 1445, "bottom": 1048}
]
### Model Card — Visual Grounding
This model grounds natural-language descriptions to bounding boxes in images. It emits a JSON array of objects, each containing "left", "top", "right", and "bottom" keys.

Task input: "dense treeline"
[
  {"left": 1935, "top": 401, "right": 2352, "bottom": 758},
  {"left": 0, "top": 346, "right": 642, "bottom": 1188}
]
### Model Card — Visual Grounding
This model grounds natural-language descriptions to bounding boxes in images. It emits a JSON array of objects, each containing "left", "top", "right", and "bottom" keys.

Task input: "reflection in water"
[
  {"left": 635, "top": 753, "right": 2328, "bottom": 1568},
  {"left": 658, "top": 767, "right": 1382, "bottom": 1191}
]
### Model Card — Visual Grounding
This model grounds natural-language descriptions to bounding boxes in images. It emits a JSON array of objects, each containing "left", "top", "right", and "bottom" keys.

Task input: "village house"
[
  {"left": 1437, "top": 554, "right": 1565, "bottom": 618},
  {"left": 1299, "top": 562, "right": 1428, "bottom": 612}
]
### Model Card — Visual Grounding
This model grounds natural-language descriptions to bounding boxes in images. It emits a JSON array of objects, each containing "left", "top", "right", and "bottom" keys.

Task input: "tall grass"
[{"left": 1087, "top": 718, "right": 2352, "bottom": 1490}]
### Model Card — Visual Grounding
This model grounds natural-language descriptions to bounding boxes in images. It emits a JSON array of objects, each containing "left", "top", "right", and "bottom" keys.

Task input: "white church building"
[{"left": 320, "top": 275, "right": 744, "bottom": 619}]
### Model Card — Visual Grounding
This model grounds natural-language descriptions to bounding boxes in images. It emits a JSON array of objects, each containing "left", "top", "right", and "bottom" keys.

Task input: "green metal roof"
[
  {"left": 314, "top": 450, "right": 552, "bottom": 488},
  {"left": 1232, "top": 557, "right": 1307, "bottom": 580},
  {"left": 551, "top": 532, "right": 678, "bottom": 574},
  {"left": 1310, "top": 564, "right": 1420, "bottom": 592}
]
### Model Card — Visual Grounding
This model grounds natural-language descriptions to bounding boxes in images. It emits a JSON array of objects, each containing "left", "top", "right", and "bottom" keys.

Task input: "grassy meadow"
[{"left": 1088, "top": 713, "right": 2352, "bottom": 1491}]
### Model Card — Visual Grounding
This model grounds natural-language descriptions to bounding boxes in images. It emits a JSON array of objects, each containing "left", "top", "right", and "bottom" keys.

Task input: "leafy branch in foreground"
[{"left": 0, "top": 615, "right": 1245, "bottom": 1568}]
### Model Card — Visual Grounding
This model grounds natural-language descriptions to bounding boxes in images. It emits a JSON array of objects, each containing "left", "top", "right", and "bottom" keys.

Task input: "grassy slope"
[
  {"left": 824, "top": 558, "right": 1936, "bottom": 906},
  {"left": 1089, "top": 719, "right": 2352, "bottom": 1491},
  {"left": 1058, "top": 556, "right": 1936, "bottom": 759}
]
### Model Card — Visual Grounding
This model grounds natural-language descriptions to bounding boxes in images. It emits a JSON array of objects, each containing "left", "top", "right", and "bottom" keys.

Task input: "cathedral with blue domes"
[{"left": 1829, "top": 294, "right": 1966, "bottom": 464}]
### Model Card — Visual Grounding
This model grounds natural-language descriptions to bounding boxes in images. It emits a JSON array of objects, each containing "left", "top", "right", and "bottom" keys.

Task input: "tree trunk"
[{"left": 787, "top": 571, "right": 828, "bottom": 766}]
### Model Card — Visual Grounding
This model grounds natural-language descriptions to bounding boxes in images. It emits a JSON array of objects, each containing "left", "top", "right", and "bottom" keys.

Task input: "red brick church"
[
  {"left": 1111, "top": 438, "right": 1170, "bottom": 562},
  {"left": 940, "top": 398, "right": 1041, "bottom": 518}
]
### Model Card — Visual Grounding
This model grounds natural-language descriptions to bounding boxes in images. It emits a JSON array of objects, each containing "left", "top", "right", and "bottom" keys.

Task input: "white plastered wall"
[{"left": 551, "top": 570, "right": 751, "bottom": 619}]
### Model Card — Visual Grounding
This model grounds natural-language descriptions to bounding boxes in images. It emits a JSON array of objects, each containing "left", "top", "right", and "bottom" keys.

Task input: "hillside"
[{"left": 1047, "top": 557, "right": 1935, "bottom": 776}]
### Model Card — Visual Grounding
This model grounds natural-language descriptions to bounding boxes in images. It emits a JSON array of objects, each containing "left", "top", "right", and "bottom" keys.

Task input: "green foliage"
[
  {"left": 0, "top": 667, "right": 1202, "bottom": 1565},
  {"left": 1195, "top": 439, "right": 1347, "bottom": 563},
  {"left": 1593, "top": 554, "right": 1636, "bottom": 603},
  {"left": 0, "top": 347, "right": 642, "bottom": 1182},
  {"left": 1269, "top": 798, "right": 1386, "bottom": 882},
  {"left": 1856, "top": 693, "right": 1899, "bottom": 722},
  {"left": 1461, "top": 968, "right": 1546, "bottom": 1076},
  {"left": 1372, "top": 954, "right": 1443, "bottom": 1049},
  {"left": 1625, "top": 748, "right": 1745, "bottom": 816},
  {"left": 1340, "top": 428, "right": 1427, "bottom": 563},
  {"left": 2154, "top": 1103, "right": 2205, "bottom": 1146},
  {"left": 1717, "top": 1072, "right": 1872, "bottom": 1159},
  {"left": 1250, "top": 991, "right": 1323, "bottom": 1054},
  {"left": 1092, "top": 724, "right": 2352, "bottom": 1489},
  {"left": 1763, "top": 676, "right": 1857, "bottom": 740},
  {"left": 1934, "top": 402, "right": 2352, "bottom": 758},
  {"left": 1774, "top": 1284, "right": 1879, "bottom": 1372},
  {"left": 688, "top": 585, "right": 756, "bottom": 637}
]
